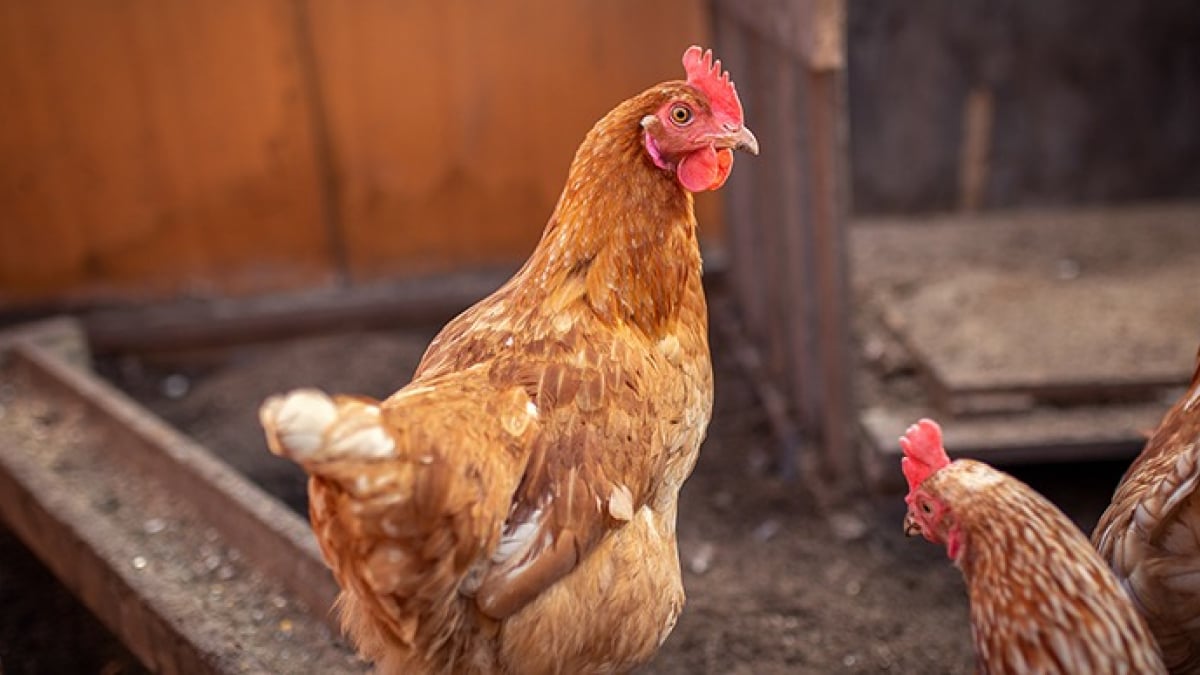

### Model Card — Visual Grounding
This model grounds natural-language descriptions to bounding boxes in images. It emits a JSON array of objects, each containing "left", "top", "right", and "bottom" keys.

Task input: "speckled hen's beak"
[{"left": 903, "top": 512, "right": 921, "bottom": 537}]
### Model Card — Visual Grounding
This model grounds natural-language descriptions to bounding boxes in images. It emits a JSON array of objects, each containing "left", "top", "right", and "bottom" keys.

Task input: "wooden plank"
[
  {"left": 891, "top": 272, "right": 1197, "bottom": 402},
  {"left": 772, "top": 46, "right": 819, "bottom": 436},
  {"left": 8, "top": 342, "right": 342, "bottom": 624},
  {"left": 0, "top": 2, "right": 334, "bottom": 305},
  {"left": 747, "top": 37, "right": 792, "bottom": 398},
  {"left": 803, "top": 67, "right": 854, "bottom": 483},
  {"left": 712, "top": 0, "right": 853, "bottom": 485},
  {"left": 854, "top": 204, "right": 1200, "bottom": 413},
  {"left": 0, "top": 316, "right": 91, "bottom": 370},
  {"left": 304, "top": 0, "right": 717, "bottom": 283},
  {"left": 0, "top": 330, "right": 363, "bottom": 672},
  {"left": 83, "top": 269, "right": 512, "bottom": 355},
  {"left": 766, "top": 45, "right": 822, "bottom": 484},
  {"left": 958, "top": 87, "right": 995, "bottom": 212},
  {"left": 859, "top": 403, "right": 1157, "bottom": 493}
]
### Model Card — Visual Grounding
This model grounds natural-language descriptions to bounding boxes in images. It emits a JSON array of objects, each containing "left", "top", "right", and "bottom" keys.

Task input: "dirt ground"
[
  {"left": 20, "top": 312, "right": 1110, "bottom": 674},
  {"left": 0, "top": 527, "right": 148, "bottom": 675}
]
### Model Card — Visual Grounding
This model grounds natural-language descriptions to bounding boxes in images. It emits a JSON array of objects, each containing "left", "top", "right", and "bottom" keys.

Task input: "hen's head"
[
  {"left": 640, "top": 46, "right": 759, "bottom": 193},
  {"left": 900, "top": 419, "right": 965, "bottom": 561}
]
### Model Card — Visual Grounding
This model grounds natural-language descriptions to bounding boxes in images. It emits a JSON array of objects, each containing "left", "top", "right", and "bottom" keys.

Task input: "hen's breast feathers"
[{"left": 1093, "top": 355, "right": 1200, "bottom": 673}]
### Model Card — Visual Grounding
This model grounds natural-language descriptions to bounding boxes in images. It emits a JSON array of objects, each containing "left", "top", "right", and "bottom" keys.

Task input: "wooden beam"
[
  {"left": 772, "top": 44, "right": 819, "bottom": 479},
  {"left": 0, "top": 323, "right": 363, "bottom": 672},
  {"left": 858, "top": 404, "right": 1153, "bottom": 493},
  {"left": 804, "top": 67, "right": 855, "bottom": 485},
  {"left": 82, "top": 270, "right": 514, "bottom": 354},
  {"left": 711, "top": 0, "right": 854, "bottom": 486},
  {"left": 9, "top": 343, "right": 341, "bottom": 622}
]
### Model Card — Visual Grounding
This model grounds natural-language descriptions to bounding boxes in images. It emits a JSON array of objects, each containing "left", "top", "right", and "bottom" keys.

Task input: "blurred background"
[
  {"left": 1, "top": 1, "right": 1197, "bottom": 306},
  {"left": 1, "top": 1, "right": 1200, "bottom": 673}
]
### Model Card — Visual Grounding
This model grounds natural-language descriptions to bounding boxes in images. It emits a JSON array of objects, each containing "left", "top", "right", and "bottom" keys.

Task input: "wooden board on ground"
[
  {"left": 852, "top": 202, "right": 1199, "bottom": 489},
  {"left": 853, "top": 203, "right": 1200, "bottom": 414},
  {"left": 858, "top": 402, "right": 1171, "bottom": 492}
]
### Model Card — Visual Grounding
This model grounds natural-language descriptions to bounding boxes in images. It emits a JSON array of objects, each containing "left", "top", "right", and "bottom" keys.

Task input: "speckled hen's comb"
[
  {"left": 900, "top": 418, "right": 951, "bottom": 495},
  {"left": 682, "top": 45, "right": 744, "bottom": 126}
]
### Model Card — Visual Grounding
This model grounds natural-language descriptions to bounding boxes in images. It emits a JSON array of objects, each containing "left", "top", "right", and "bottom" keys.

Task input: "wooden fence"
[{"left": 0, "top": 0, "right": 716, "bottom": 306}]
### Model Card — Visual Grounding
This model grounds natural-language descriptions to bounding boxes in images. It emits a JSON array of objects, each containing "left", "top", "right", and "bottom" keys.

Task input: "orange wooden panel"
[
  {"left": 0, "top": 1, "right": 333, "bottom": 305},
  {"left": 306, "top": 0, "right": 720, "bottom": 281}
]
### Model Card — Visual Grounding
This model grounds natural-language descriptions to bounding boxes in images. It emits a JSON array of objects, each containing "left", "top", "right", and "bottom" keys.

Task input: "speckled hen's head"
[
  {"left": 900, "top": 419, "right": 966, "bottom": 561},
  {"left": 640, "top": 46, "right": 759, "bottom": 192}
]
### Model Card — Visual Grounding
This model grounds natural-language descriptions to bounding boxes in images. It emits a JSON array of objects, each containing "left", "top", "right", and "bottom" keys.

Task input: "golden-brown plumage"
[
  {"left": 1094, "top": 348, "right": 1200, "bottom": 674},
  {"left": 901, "top": 420, "right": 1165, "bottom": 674},
  {"left": 260, "top": 47, "right": 756, "bottom": 674}
]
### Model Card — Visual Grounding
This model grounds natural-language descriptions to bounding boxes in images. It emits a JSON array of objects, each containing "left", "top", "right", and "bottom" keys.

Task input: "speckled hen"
[
  {"left": 901, "top": 419, "right": 1165, "bottom": 674},
  {"left": 1094, "top": 348, "right": 1200, "bottom": 674},
  {"left": 259, "top": 46, "right": 757, "bottom": 674}
]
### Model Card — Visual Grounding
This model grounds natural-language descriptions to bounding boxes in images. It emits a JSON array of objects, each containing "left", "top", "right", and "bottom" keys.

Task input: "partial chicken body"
[
  {"left": 261, "top": 46, "right": 757, "bottom": 674},
  {"left": 901, "top": 419, "right": 1165, "bottom": 674},
  {"left": 1094, "top": 350, "right": 1200, "bottom": 674}
]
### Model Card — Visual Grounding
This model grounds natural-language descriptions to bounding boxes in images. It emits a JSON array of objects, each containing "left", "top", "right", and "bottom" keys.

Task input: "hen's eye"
[
  {"left": 670, "top": 105, "right": 693, "bottom": 125},
  {"left": 921, "top": 502, "right": 933, "bottom": 515}
]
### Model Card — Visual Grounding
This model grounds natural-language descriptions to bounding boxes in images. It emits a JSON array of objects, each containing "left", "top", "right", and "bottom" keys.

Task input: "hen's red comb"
[
  {"left": 683, "top": 45, "right": 744, "bottom": 127},
  {"left": 900, "top": 418, "right": 951, "bottom": 494}
]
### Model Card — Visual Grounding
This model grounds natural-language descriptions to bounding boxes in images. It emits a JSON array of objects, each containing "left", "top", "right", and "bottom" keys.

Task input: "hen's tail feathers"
[
  {"left": 260, "top": 388, "right": 395, "bottom": 465},
  {"left": 900, "top": 418, "right": 951, "bottom": 494}
]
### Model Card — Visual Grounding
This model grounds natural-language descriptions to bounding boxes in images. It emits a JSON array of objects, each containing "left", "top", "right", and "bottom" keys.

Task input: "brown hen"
[
  {"left": 259, "top": 45, "right": 757, "bottom": 674},
  {"left": 901, "top": 419, "right": 1165, "bottom": 674},
  {"left": 1094, "top": 348, "right": 1200, "bottom": 674}
]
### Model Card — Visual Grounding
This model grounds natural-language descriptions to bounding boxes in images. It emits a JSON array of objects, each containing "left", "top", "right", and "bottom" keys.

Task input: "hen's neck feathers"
[
  {"left": 928, "top": 461, "right": 1165, "bottom": 672},
  {"left": 932, "top": 462, "right": 1115, "bottom": 586},
  {"left": 515, "top": 85, "right": 702, "bottom": 337}
]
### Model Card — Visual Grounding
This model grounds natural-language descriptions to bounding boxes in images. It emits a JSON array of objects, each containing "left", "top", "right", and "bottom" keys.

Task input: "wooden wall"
[
  {"left": 0, "top": 1, "right": 714, "bottom": 307},
  {"left": 847, "top": 0, "right": 1200, "bottom": 214}
]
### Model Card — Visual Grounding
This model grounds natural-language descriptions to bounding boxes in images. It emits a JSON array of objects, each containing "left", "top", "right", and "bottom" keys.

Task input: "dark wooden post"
[{"left": 711, "top": 0, "right": 854, "bottom": 487}]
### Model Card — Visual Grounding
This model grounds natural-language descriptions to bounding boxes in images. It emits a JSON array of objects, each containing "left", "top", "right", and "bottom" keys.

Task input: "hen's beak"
[
  {"left": 903, "top": 512, "right": 921, "bottom": 537},
  {"left": 724, "top": 125, "right": 759, "bottom": 155}
]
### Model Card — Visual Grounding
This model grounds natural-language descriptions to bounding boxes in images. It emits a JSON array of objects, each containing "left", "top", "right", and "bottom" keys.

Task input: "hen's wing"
[
  {"left": 469, "top": 349, "right": 681, "bottom": 619},
  {"left": 1094, "top": 349, "right": 1200, "bottom": 673}
]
